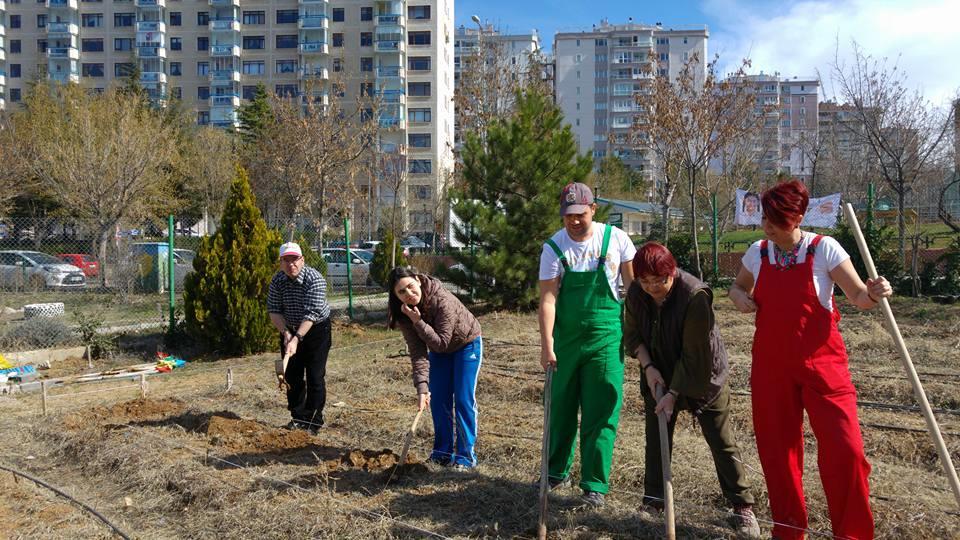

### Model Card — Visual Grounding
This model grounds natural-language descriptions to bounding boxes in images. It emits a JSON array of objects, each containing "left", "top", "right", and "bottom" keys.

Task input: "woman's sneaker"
[{"left": 581, "top": 491, "right": 605, "bottom": 507}]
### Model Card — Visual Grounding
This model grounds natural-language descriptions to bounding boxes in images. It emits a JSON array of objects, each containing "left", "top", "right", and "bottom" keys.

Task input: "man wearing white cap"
[{"left": 267, "top": 242, "right": 331, "bottom": 432}]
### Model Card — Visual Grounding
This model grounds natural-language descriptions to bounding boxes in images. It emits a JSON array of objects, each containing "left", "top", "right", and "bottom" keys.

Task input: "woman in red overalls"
[{"left": 729, "top": 180, "right": 892, "bottom": 540}]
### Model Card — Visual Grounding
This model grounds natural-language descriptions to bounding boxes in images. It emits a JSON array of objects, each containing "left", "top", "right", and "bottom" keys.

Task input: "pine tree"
[
  {"left": 450, "top": 88, "right": 593, "bottom": 308},
  {"left": 237, "top": 83, "right": 273, "bottom": 145},
  {"left": 183, "top": 166, "right": 282, "bottom": 355},
  {"left": 370, "top": 230, "right": 408, "bottom": 288}
]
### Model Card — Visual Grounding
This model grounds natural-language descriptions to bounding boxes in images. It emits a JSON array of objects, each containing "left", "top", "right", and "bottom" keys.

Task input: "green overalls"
[{"left": 545, "top": 224, "right": 625, "bottom": 494}]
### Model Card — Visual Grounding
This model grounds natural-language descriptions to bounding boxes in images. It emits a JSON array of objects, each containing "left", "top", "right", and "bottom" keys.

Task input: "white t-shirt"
[
  {"left": 741, "top": 234, "right": 850, "bottom": 311},
  {"left": 539, "top": 224, "right": 637, "bottom": 300}
]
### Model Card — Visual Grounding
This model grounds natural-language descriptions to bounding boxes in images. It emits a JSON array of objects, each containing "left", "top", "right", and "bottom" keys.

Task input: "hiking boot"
[
  {"left": 732, "top": 504, "right": 761, "bottom": 538},
  {"left": 581, "top": 491, "right": 605, "bottom": 507},
  {"left": 641, "top": 496, "right": 665, "bottom": 514}
]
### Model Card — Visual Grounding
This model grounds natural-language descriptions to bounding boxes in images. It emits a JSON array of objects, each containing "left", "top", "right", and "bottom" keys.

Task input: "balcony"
[
  {"left": 297, "top": 0, "right": 328, "bottom": 4},
  {"left": 208, "top": 0, "right": 239, "bottom": 7},
  {"left": 376, "top": 65, "right": 404, "bottom": 79},
  {"left": 299, "top": 41, "right": 328, "bottom": 55},
  {"left": 378, "top": 115, "right": 404, "bottom": 129},
  {"left": 210, "top": 69, "right": 241, "bottom": 84},
  {"left": 300, "top": 92, "right": 328, "bottom": 107},
  {"left": 298, "top": 15, "right": 328, "bottom": 29},
  {"left": 135, "top": 0, "right": 165, "bottom": 7},
  {"left": 0, "top": 49, "right": 4, "bottom": 62},
  {"left": 140, "top": 71, "right": 167, "bottom": 84},
  {"left": 46, "top": 0, "right": 79, "bottom": 9},
  {"left": 209, "top": 18, "right": 240, "bottom": 32},
  {"left": 377, "top": 89, "right": 405, "bottom": 105},
  {"left": 0, "top": 72, "right": 5, "bottom": 87},
  {"left": 375, "top": 14, "right": 404, "bottom": 27},
  {"left": 210, "top": 44, "right": 241, "bottom": 56},
  {"left": 50, "top": 70, "right": 80, "bottom": 83},
  {"left": 298, "top": 66, "right": 328, "bottom": 80},
  {"left": 46, "top": 22, "right": 79, "bottom": 36},
  {"left": 210, "top": 94, "right": 240, "bottom": 108},
  {"left": 136, "top": 21, "right": 165, "bottom": 33},
  {"left": 375, "top": 39, "right": 404, "bottom": 53},
  {"left": 47, "top": 46, "right": 80, "bottom": 60},
  {"left": 137, "top": 45, "right": 167, "bottom": 58}
]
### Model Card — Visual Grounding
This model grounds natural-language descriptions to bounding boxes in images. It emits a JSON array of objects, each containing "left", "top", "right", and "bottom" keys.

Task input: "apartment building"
[
  {"left": 0, "top": 0, "right": 455, "bottom": 235},
  {"left": 554, "top": 19, "right": 708, "bottom": 177}
]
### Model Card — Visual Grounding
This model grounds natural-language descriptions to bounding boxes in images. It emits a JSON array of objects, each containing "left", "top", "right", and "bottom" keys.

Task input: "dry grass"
[{"left": 0, "top": 300, "right": 959, "bottom": 539}]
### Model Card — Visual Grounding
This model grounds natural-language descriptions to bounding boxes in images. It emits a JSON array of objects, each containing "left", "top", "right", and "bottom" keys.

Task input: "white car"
[
  {"left": 0, "top": 250, "right": 86, "bottom": 290},
  {"left": 321, "top": 248, "right": 374, "bottom": 287}
]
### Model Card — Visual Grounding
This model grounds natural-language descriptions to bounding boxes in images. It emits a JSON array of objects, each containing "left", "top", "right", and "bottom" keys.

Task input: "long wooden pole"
[
  {"left": 655, "top": 384, "right": 676, "bottom": 540},
  {"left": 843, "top": 203, "right": 960, "bottom": 508},
  {"left": 537, "top": 368, "right": 554, "bottom": 540},
  {"left": 398, "top": 408, "right": 424, "bottom": 467}
]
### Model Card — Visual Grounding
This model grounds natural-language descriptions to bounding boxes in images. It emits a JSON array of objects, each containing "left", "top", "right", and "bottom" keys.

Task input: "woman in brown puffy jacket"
[{"left": 387, "top": 266, "right": 482, "bottom": 469}]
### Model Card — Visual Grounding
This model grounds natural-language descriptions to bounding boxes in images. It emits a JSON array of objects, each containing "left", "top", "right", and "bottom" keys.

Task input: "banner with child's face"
[{"left": 735, "top": 189, "right": 842, "bottom": 228}]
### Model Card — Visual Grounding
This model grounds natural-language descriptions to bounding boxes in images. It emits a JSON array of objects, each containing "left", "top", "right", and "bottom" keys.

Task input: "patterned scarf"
[{"left": 773, "top": 233, "right": 804, "bottom": 270}]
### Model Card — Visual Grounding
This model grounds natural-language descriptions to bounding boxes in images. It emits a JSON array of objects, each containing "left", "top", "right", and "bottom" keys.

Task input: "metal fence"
[{"left": 0, "top": 216, "right": 403, "bottom": 354}]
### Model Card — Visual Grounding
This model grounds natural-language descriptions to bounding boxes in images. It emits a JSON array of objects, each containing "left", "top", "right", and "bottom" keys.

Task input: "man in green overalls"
[{"left": 538, "top": 182, "right": 636, "bottom": 507}]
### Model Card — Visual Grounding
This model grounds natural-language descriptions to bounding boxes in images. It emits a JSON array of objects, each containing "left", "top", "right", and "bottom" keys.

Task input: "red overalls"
[{"left": 751, "top": 235, "right": 874, "bottom": 540}]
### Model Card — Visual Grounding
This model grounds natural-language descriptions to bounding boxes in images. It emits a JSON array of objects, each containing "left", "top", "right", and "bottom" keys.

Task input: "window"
[
  {"left": 408, "top": 133, "right": 431, "bottom": 148},
  {"left": 81, "top": 14, "right": 102, "bottom": 28},
  {"left": 275, "top": 84, "right": 297, "bottom": 97},
  {"left": 114, "top": 38, "right": 133, "bottom": 51},
  {"left": 37, "top": 39, "right": 47, "bottom": 53},
  {"left": 332, "top": 58, "right": 343, "bottom": 72},
  {"left": 198, "top": 86, "right": 210, "bottom": 100},
  {"left": 575, "top": 54, "right": 582, "bottom": 63},
  {"left": 408, "top": 82, "right": 430, "bottom": 96},
  {"left": 242, "top": 61, "right": 264, "bottom": 75},
  {"left": 412, "top": 186, "right": 432, "bottom": 200},
  {"left": 408, "top": 56, "right": 430, "bottom": 71},
  {"left": 408, "top": 31, "right": 431, "bottom": 45},
  {"left": 197, "top": 12, "right": 209, "bottom": 25},
  {"left": 276, "top": 35, "right": 297, "bottom": 48},
  {"left": 360, "top": 82, "right": 374, "bottom": 96},
  {"left": 659, "top": 52, "right": 668, "bottom": 61},
  {"left": 37, "top": 14, "right": 47, "bottom": 28},
  {"left": 332, "top": 33, "right": 343, "bottom": 47},
  {"left": 332, "top": 7, "right": 344, "bottom": 22},
  {"left": 9, "top": 14, "right": 21, "bottom": 28},
  {"left": 242, "top": 85, "right": 257, "bottom": 100},
  {"left": 114, "top": 63, "right": 135, "bottom": 77},
  {"left": 10, "top": 40, "right": 21, "bottom": 54},
  {"left": 595, "top": 38, "right": 607, "bottom": 46},
  {"left": 408, "top": 108, "right": 431, "bottom": 123},
  {"left": 656, "top": 37, "right": 668, "bottom": 45},
  {"left": 81, "top": 39, "right": 104, "bottom": 52},
  {"left": 81, "top": 63, "right": 104, "bottom": 77},
  {"left": 197, "top": 62, "right": 209, "bottom": 76},
  {"left": 408, "top": 5, "right": 430, "bottom": 19},
  {"left": 197, "top": 111, "right": 210, "bottom": 125},
  {"left": 169, "top": 37, "right": 182, "bottom": 51},
  {"left": 9, "top": 64, "right": 22, "bottom": 78},
  {"left": 276, "top": 60, "right": 296, "bottom": 74},
  {"left": 360, "top": 32, "right": 372, "bottom": 47},
  {"left": 169, "top": 62, "right": 181, "bottom": 76},
  {"left": 360, "top": 57, "right": 373, "bottom": 72},
  {"left": 169, "top": 11, "right": 181, "bottom": 26},
  {"left": 360, "top": 6, "right": 372, "bottom": 21},
  {"left": 171, "top": 87, "right": 182, "bottom": 99},
  {"left": 274, "top": 10, "right": 295, "bottom": 24},
  {"left": 10, "top": 89, "right": 21, "bottom": 103},
  {"left": 409, "top": 159, "right": 432, "bottom": 174},
  {"left": 114, "top": 13, "right": 134, "bottom": 27},
  {"left": 682, "top": 52, "right": 689, "bottom": 62},
  {"left": 683, "top": 37, "right": 688, "bottom": 44},
  {"left": 197, "top": 37, "right": 209, "bottom": 51},
  {"left": 244, "top": 10, "right": 265, "bottom": 24},
  {"left": 243, "top": 36, "right": 265, "bottom": 49}
]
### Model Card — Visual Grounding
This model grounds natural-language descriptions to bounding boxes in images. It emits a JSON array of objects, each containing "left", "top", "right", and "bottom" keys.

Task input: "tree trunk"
[
  {"left": 93, "top": 225, "right": 115, "bottom": 289},
  {"left": 897, "top": 183, "right": 906, "bottom": 262},
  {"left": 689, "top": 166, "right": 703, "bottom": 280},
  {"left": 661, "top": 203, "right": 670, "bottom": 245},
  {"left": 910, "top": 232, "right": 921, "bottom": 297}
]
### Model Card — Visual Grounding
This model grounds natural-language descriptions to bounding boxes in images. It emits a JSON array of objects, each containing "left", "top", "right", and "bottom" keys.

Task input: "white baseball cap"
[{"left": 279, "top": 242, "right": 303, "bottom": 258}]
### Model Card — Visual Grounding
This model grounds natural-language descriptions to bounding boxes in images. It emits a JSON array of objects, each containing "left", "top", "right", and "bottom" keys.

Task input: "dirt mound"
[
  {"left": 63, "top": 397, "right": 187, "bottom": 429},
  {"left": 207, "top": 415, "right": 317, "bottom": 454}
]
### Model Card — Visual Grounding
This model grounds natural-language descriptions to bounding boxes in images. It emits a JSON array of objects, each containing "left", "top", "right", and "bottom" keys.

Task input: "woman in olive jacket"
[
  {"left": 623, "top": 242, "right": 760, "bottom": 538},
  {"left": 387, "top": 266, "right": 482, "bottom": 469}
]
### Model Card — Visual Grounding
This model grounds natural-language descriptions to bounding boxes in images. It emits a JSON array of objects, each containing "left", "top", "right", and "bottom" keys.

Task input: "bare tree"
[
  {"left": 830, "top": 41, "right": 956, "bottom": 254},
  {"left": 638, "top": 53, "right": 760, "bottom": 277},
  {"left": 179, "top": 126, "right": 237, "bottom": 233},
  {"left": 9, "top": 83, "right": 179, "bottom": 286},
  {"left": 0, "top": 116, "right": 32, "bottom": 213}
]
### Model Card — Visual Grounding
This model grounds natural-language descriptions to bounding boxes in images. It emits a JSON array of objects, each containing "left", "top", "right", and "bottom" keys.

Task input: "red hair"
[
  {"left": 761, "top": 180, "right": 809, "bottom": 230},
  {"left": 632, "top": 242, "right": 677, "bottom": 278}
]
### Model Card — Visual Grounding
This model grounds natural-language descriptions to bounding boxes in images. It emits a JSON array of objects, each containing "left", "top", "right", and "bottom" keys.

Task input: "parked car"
[
  {"left": 401, "top": 235, "right": 429, "bottom": 254},
  {"left": 358, "top": 240, "right": 382, "bottom": 251},
  {"left": 174, "top": 249, "right": 196, "bottom": 267},
  {"left": 320, "top": 248, "right": 374, "bottom": 286},
  {"left": 0, "top": 250, "right": 86, "bottom": 289},
  {"left": 57, "top": 253, "right": 100, "bottom": 278}
]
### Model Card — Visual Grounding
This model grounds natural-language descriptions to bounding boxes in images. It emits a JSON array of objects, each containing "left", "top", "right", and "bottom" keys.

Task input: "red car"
[{"left": 58, "top": 253, "right": 100, "bottom": 277}]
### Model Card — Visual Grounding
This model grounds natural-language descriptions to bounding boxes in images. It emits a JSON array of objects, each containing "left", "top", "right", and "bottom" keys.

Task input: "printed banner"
[{"left": 735, "top": 189, "right": 842, "bottom": 228}]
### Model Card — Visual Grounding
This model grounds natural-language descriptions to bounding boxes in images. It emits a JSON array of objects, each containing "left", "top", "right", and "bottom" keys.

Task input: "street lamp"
[{"left": 468, "top": 14, "right": 483, "bottom": 299}]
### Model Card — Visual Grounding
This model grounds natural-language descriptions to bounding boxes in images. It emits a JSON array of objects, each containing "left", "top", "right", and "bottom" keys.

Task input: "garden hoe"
[{"left": 655, "top": 383, "right": 676, "bottom": 540}]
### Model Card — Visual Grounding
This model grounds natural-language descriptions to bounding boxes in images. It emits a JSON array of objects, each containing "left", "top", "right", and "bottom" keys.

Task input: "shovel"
[
  {"left": 537, "top": 367, "right": 554, "bottom": 540},
  {"left": 655, "top": 383, "right": 676, "bottom": 540},
  {"left": 275, "top": 351, "right": 291, "bottom": 392},
  {"left": 398, "top": 407, "right": 425, "bottom": 467}
]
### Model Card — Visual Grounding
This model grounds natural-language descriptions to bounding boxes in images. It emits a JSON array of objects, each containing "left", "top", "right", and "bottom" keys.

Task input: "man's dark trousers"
[{"left": 283, "top": 318, "right": 332, "bottom": 427}]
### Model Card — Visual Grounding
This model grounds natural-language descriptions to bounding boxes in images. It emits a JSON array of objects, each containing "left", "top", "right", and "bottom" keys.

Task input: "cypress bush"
[
  {"left": 183, "top": 167, "right": 282, "bottom": 355},
  {"left": 371, "top": 230, "right": 407, "bottom": 288}
]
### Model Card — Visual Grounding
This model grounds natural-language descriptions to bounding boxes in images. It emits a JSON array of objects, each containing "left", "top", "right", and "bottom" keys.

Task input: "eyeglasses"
[
  {"left": 638, "top": 276, "right": 670, "bottom": 288},
  {"left": 280, "top": 256, "right": 303, "bottom": 264}
]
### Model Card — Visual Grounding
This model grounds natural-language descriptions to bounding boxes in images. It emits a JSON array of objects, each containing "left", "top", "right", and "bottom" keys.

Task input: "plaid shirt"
[{"left": 267, "top": 265, "right": 329, "bottom": 329}]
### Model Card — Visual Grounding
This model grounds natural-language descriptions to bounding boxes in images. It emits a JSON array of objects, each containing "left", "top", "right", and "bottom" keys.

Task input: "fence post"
[
  {"left": 712, "top": 192, "right": 719, "bottom": 281},
  {"left": 140, "top": 373, "right": 147, "bottom": 398},
  {"left": 41, "top": 381, "right": 48, "bottom": 416},
  {"left": 345, "top": 217, "right": 353, "bottom": 320},
  {"left": 168, "top": 215, "right": 175, "bottom": 333},
  {"left": 226, "top": 368, "right": 233, "bottom": 392}
]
